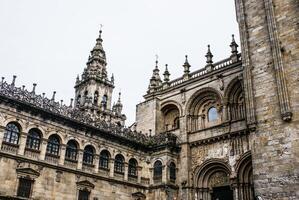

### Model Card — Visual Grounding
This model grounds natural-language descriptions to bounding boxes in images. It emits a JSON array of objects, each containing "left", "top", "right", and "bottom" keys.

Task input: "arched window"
[
  {"left": 46, "top": 135, "right": 60, "bottom": 156},
  {"left": 83, "top": 145, "right": 94, "bottom": 165},
  {"left": 208, "top": 107, "right": 218, "bottom": 122},
  {"left": 94, "top": 91, "right": 99, "bottom": 105},
  {"left": 153, "top": 160, "right": 163, "bottom": 183},
  {"left": 65, "top": 140, "right": 78, "bottom": 161},
  {"left": 26, "top": 128, "right": 42, "bottom": 150},
  {"left": 77, "top": 95, "right": 81, "bottom": 106},
  {"left": 169, "top": 162, "right": 176, "bottom": 182},
  {"left": 173, "top": 117, "right": 180, "bottom": 129},
  {"left": 3, "top": 123, "right": 20, "bottom": 145},
  {"left": 101, "top": 94, "right": 108, "bottom": 109},
  {"left": 128, "top": 158, "right": 138, "bottom": 177},
  {"left": 114, "top": 154, "right": 124, "bottom": 173},
  {"left": 99, "top": 150, "right": 110, "bottom": 169}
]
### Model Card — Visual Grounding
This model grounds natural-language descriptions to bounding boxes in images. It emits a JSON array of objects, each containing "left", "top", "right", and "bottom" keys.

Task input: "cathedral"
[{"left": 0, "top": 0, "right": 298, "bottom": 200}]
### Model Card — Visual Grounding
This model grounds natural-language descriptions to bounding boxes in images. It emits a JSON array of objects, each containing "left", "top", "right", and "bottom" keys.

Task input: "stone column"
[
  {"left": 77, "top": 150, "right": 84, "bottom": 170},
  {"left": 94, "top": 155, "right": 99, "bottom": 173},
  {"left": 0, "top": 126, "right": 5, "bottom": 149},
  {"left": 162, "top": 165, "right": 166, "bottom": 183},
  {"left": 124, "top": 162, "right": 129, "bottom": 181},
  {"left": 39, "top": 139, "right": 48, "bottom": 160},
  {"left": 17, "top": 133, "right": 27, "bottom": 155},
  {"left": 231, "top": 183, "right": 239, "bottom": 200},
  {"left": 109, "top": 159, "right": 115, "bottom": 177},
  {"left": 137, "top": 166, "right": 142, "bottom": 183},
  {"left": 149, "top": 168, "right": 153, "bottom": 185},
  {"left": 59, "top": 144, "right": 66, "bottom": 165}
]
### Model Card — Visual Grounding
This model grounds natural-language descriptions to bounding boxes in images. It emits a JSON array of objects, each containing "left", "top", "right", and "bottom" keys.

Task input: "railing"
[
  {"left": 45, "top": 154, "right": 59, "bottom": 165},
  {"left": 98, "top": 167, "right": 110, "bottom": 177},
  {"left": 128, "top": 175, "right": 138, "bottom": 183},
  {"left": 1, "top": 142, "right": 19, "bottom": 154},
  {"left": 64, "top": 159, "right": 78, "bottom": 169},
  {"left": 82, "top": 163, "right": 94, "bottom": 173},
  {"left": 141, "top": 177, "right": 150, "bottom": 185},
  {"left": 153, "top": 176, "right": 162, "bottom": 184},
  {"left": 153, "top": 54, "right": 241, "bottom": 93},
  {"left": 114, "top": 171, "right": 124, "bottom": 180},
  {"left": 24, "top": 148, "right": 40, "bottom": 159}
]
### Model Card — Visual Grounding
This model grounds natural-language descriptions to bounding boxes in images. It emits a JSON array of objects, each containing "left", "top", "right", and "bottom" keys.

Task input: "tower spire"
[
  {"left": 183, "top": 55, "right": 191, "bottom": 79},
  {"left": 205, "top": 45, "right": 214, "bottom": 72},
  {"left": 230, "top": 34, "right": 239, "bottom": 62}
]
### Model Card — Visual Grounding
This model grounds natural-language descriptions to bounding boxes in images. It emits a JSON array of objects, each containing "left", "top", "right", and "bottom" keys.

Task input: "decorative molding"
[
  {"left": 235, "top": 0, "right": 256, "bottom": 126},
  {"left": 263, "top": 0, "right": 292, "bottom": 121}
]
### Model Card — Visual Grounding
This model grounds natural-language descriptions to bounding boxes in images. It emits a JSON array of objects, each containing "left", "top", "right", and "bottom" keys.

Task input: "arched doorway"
[
  {"left": 235, "top": 152, "right": 254, "bottom": 200},
  {"left": 194, "top": 159, "right": 233, "bottom": 200}
]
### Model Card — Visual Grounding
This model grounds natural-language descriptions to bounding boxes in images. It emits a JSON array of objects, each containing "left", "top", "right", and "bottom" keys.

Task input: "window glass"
[
  {"left": 78, "top": 190, "right": 90, "bottom": 200},
  {"left": 26, "top": 129, "right": 41, "bottom": 150},
  {"left": 208, "top": 107, "right": 218, "bottom": 122},
  {"left": 114, "top": 154, "right": 124, "bottom": 173},
  {"left": 17, "top": 178, "right": 33, "bottom": 198},
  {"left": 65, "top": 140, "right": 78, "bottom": 160},
  {"left": 3, "top": 123, "right": 20, "bottom": 144},
  {"left": 46, "top": 135, "right": 60, "bottom": 156},
  {"left": 128, "top": 159, "right": 137, "bottom": 176},
  {"left": 83, "top": 146, "right": 94, "bottom": 165},
  {"left": 99, "top": 150, "right": 109, "bottom": 168}
]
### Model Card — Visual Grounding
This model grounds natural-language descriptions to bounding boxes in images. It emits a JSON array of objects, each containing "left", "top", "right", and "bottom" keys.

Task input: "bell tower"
[
  {"left": 74, "top": 29, "right": 125, "bottom": 125},
  {"left": 74, "top": 29, "right": 114, "bottom": 111}
]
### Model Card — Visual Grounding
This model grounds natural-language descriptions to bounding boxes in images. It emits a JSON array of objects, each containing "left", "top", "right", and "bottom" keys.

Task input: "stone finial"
[
  {"left": 32, "top": 83, "right": 37, "bottom": 93},
  {"left": 22, "top": 85, "right": 25, "bottom": 91},
  {"left": 60, "top": 100, "right": 63, "bottom": 106},
  {"left": 11, "top": 75, "right": 17, "bottom": 86},
  {"left": 70, "top": 98, "right": 74, "bottom": 108},
  {"left": 205, "top": 45, "right": 214, "bottom": 72},
  {"left": 205, "top": 45, "right": 213, "bottom": 65},
  {"left": 163, "top": 64, "right": 170, "bottom": 83},
  {"left": 42, "top": 93, "right": 45, "bottom": 98},
  {"left": 76, "top": 75, "right": 80, "bottom": 84},
  {"left": 1, "top": 77, "right": 4, "bottom": 85},
  {"left": 183, "top": 55, "right": 191, "bottom": 79},
  {"left": 111, "top": 73, "right": 114, "bottom": 84},
  {"left": 230, "top": 34, "right": 239, "bottom": 62},
  {"left": 51, "top": 91, "right": 56, "bottom": 101}
]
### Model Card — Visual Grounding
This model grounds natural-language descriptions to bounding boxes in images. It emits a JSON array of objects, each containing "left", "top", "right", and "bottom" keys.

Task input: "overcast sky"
[{"left": 0, "top": 0, "right": 239, "bottom": 125}]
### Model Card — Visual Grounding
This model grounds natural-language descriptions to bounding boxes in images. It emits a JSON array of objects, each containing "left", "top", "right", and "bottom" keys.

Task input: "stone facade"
[{"left": 0, "top": 0, "right": 298, "bottom": 200}]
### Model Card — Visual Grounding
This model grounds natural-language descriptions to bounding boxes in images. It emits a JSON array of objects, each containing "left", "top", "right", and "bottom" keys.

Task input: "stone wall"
[{"left": 235, "top": 0, "right": 299, "bottom": 199}]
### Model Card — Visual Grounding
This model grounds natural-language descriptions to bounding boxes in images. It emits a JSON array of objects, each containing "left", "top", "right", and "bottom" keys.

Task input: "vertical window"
[
  {"left": 94, "top": 91, "right": 99, "bottom": 105},
  {"left": 169, "top": 162, "right": 176, "bottom": 182},
  {"left": 128, "top": 158, "right": 138, "bottom": 176},
  {"left": 46, "top": 135, "right": 60, "bottom": 156},
  {"left": 114, "top": 154, "right": 124, "bottom": 173},
  {"left": 173, "top": 117, "right": 180, "bottom": 129},
  {"left": 65, "top": 140, "right": 78, "bottom": 161},
  {"left": 99, "top": 150, "right": 110, "bottom": 169},
  {"left": 78, "top": 189, "right": 90, "bottom": 200},
  {"left": 26, "top": 128, "right": 41, "bottom": 150},
  {"left": 3, "top": 123, "right": 20, "bottom": 145},
  {"left": 101, "top": 95, "right": 108, "bottom": 109},
  {"left": 17, "top": 178, "right": 33, "bottom": 198},
  {"left": 83, "top": 145, "right": 94, "bottom": 165},
  {"left": 208, "top": 107, "right": 218, "bottom": 122},
  {"left": 153, "top": 160, "right": 163, "bottom": 182},
  {"left": 77, "top": 95, "right": 81, "bottom": 106}
]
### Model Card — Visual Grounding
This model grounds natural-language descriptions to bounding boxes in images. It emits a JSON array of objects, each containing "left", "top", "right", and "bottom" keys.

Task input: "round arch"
[
  {"left": 193, "top": 158, "right": 231, "bottom": 188},
  {"left": 186, "top": 87, "right": 223, "bottom": 116},
  {"left": 161, "top": 100, "right": 183, "bottom": 116}
]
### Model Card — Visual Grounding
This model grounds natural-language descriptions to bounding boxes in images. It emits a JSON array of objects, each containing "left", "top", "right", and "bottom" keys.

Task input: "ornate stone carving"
[{"left": 208, "top": 171, "right": 229, "bottom": 187}]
